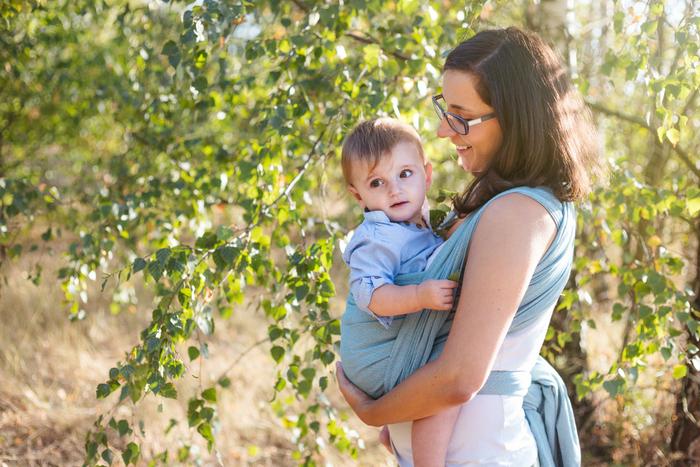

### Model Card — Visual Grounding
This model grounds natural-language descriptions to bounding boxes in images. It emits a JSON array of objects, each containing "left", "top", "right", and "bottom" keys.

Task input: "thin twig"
[
  {"left": 587, "top": 99, "right": 700, "bottom": 179},
  {"left": 215, "top": 337, "right": 269, "bottom": 382},
  {"left": 344, "top": 31, "right": 410, "bottom": 61}
]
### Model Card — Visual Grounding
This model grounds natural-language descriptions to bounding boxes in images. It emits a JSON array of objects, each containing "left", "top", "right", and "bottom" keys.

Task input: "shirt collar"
[
  {"left": 363, "top": 209, "right": 391, "bottom": 223},
  {"left": 363, "top": 209, "right": 430, "bottom": 230}
]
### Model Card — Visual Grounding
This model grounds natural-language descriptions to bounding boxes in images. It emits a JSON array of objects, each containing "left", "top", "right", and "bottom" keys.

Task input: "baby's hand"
[{"left": 417, "top": 279, "right": 459, "bottom": 310}]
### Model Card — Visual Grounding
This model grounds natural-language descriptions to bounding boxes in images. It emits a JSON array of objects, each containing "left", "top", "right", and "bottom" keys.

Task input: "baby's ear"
[
  {"left": 347, "top": 185, "right": 364, "bottom": 205},
  {"left": 424, "top": 162, "right": 433, "bottom": 189}
]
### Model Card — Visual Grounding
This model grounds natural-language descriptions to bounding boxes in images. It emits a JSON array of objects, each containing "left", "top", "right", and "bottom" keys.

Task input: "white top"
[{"left": 387, "top": 277, "right": 554, "bottom": 466}]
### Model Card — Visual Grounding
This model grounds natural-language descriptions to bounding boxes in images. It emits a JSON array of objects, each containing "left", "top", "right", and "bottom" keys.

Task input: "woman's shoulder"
[
  {"left": 478, "top": 191, "right": 557, "bottom": 240},
  {"left": 485, "top": 186, "right": 563, "bottom": 226}
]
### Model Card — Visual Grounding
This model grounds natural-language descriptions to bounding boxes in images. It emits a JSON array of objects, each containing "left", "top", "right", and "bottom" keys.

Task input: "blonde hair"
[{"left": 341, "top": 118, "right": 425, "bottom": 185}]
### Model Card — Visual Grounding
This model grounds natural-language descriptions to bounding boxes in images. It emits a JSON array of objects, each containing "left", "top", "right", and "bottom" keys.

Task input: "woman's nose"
[{"left": 436, "top": 118, "right": 455, "bottom": 138}]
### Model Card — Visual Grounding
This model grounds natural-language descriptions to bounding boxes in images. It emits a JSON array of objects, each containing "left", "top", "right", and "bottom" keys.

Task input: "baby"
[{"left": 340, "top": 117, "right": 459, "bottom": 466}]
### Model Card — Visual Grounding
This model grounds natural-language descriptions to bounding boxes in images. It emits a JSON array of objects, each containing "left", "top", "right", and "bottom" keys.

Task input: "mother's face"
[{"left": 436, "top": 70, "right": 503, "bottom": 175}]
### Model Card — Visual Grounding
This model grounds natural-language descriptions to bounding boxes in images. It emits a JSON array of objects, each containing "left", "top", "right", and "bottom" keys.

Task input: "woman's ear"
[{"left": 424, "top": 162, "right": 433, "bottom": 189}]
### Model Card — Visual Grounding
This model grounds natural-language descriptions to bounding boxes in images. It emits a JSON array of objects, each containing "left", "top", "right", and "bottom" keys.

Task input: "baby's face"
[{"left": 348, "top": 141, "right": 432, "bottom": 225}]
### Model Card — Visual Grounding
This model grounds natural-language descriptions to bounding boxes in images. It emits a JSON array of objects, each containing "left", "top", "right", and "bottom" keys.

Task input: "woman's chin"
[{"left": 458, "top": 158, "right": 480, "bottom": 175}]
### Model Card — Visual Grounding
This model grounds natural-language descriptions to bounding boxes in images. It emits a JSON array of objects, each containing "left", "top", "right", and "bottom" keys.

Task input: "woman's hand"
[{"left": 335, "top": 362, "right": 378, "bottom": 425}]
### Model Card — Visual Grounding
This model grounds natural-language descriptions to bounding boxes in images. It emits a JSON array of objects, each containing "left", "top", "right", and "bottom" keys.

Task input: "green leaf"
[
  {"left": 641, "top": 19, "right": 658, "bottom": 35},
  {"left": 147, "top": 260, "right": 164, "bottom": 282},
  {"left": 295, "top": 284, "right": 309, "bottom": 301},
  {"left": 612, "top": 303, "right": 625, "bottom": 321},
  {"left": 218, "top": 376, "right": 231, "bottom": 388},
  {"left": 117, "top": 419, "right": 131, "bottom": 437},
  {"left": 196, "top": 231, "right": 219, "bottom": 249},
  {"left": 188, "top": 346, "right": 200, "bottom": 361},
  {"left": 429, "top": 208, "right": 447, "bottom": 230},
  {"left": 86, "top": 441, "right": 98, "bottom": 460},
  {"left": 661, "top": 346, "right": 672, "bottom": 360},
  {"left": 202, "top": 387, "right": 217, "bottom": 402},
  {"left": 666, "top": 128, "right": 680, "bottom": 146},
  {"left": 133, "top": 257, "right": 147, "bottom": 273},
  {"left": 96, "top": 383, "right": 112, "bottom": 399},
  {"left": 320, "top": 350, "right": 334, "bottom": 365},
  {"left": 121, "top": 442, "right": 140, "bottom": 465},
  {"left": 162, "top": 40, "right": 180, "bottom": 68},
  {"left": 270, "top": 346, "right": 285, "bottom": 363},
  {"left": 602, "top": 378, "right": 624, "bottom": 397},
  {"left": 269, "top": 326, "right": 284, "bottom": 341},
  {"left": 673, "top": 364, "right": 688, "bottom": 379},
  {"left": 217, "top": 225, "right": 234, "bottom": 241},
  {"left": 160, "top": 382, "right": 178, "bottom": 399},
  {"left": 197, "top": 422, "right": 215, "bottom": 451},
  {"left": 656, "top": 126, "right": 666, "bottom": 143},
  {"left": 687, "top": 198, "right": 700, "bottom": 217},
  {"left": 101, "top": 448, "right": 114, "bottom": 465}
]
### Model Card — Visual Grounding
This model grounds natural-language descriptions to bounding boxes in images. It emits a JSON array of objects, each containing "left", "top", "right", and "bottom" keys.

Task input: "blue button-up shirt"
[{"left": 342, "top": 210, "right": 443, "bottom": 328}]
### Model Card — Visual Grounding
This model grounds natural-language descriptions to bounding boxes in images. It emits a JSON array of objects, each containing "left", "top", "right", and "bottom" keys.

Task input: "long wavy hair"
[{"left": 444, "top": 27, "right": 600, "bottom": 215}]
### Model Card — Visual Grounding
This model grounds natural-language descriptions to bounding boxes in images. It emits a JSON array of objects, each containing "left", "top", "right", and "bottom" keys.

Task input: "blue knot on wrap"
[{"left": 339, "top": 186, "right": 581, "bottom": 467}]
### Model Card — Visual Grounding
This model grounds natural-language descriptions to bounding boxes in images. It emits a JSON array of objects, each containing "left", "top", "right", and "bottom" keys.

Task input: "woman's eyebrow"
[{"left": 448, "top": 102, "right": 475, "bottom": 113}]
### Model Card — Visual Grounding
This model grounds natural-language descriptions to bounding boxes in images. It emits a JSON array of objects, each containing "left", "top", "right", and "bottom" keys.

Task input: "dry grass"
[{"left": 0, "top": 247, "right": 392, "bottom": 466}]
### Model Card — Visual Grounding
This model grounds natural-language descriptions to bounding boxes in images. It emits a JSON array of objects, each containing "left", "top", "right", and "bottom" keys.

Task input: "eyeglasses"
[{"left": 432, "top": 94, "right": 496, "bottom": 135}]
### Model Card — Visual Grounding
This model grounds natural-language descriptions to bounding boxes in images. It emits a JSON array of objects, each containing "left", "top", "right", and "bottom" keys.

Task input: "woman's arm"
[{"left": 337, "top": 193, "right": 557, "bottom": 426}]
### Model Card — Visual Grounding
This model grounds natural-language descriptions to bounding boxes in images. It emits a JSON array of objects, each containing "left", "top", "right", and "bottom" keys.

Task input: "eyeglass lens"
[{"left": 433, "top": 96, "right": 468, "bottom": 135}]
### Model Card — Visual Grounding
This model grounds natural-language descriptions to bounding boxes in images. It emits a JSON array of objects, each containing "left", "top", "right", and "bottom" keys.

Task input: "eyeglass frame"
[{"left": 432, "top": 94, "right": 497, "bottom": 135}]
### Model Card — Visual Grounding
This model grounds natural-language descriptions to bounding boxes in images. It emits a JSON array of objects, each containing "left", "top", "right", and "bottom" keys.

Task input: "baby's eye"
[
  {"left": 369, "top": 178, "right": 384, "bottom": 188},
  {"left": 400, "top": 169, "right": 413, "bottom": 178}
]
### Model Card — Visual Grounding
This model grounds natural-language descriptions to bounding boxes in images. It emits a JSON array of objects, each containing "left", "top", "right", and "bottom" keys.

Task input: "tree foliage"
[{"left": 1, "top": 0, "right": 698, "bottom": 464}]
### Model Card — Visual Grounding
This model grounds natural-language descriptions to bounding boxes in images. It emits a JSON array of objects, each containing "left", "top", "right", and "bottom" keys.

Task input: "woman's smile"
[{"left": 438, "top": 70, "right": 503, "bottom": 174}]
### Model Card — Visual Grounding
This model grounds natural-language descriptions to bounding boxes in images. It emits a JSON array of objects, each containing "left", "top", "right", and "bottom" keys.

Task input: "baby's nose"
[{"left": 388, "top": 181, "right": 402, "bottom": 195}]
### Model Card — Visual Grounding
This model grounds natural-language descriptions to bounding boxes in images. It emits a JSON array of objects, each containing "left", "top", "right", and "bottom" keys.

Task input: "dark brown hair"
[
  {"left": 341, "top": 118, "right": 425, "bottom": 185},
  {"left": 444, "top": 27, "right": 600, "bottom": 215}
]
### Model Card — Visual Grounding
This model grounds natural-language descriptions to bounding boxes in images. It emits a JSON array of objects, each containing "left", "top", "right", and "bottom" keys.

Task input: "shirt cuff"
[{"left": 355, "top": 277, "right": 393, "bottom": 329}]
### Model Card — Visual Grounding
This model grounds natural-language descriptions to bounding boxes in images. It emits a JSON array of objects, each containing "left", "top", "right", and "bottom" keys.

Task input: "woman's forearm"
[{"left": 355, "top": 356, "right": 475, "bottom": 426}]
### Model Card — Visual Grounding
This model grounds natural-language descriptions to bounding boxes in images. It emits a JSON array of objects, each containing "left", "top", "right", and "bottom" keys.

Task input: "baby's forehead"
[{"left": 357, "top": 142, "right": 424, "bottom": 167}]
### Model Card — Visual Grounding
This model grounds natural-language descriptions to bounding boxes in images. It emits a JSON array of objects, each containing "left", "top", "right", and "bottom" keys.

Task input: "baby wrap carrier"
[{"left": 340, "top": 186, "right": 580, "bottom": 467}]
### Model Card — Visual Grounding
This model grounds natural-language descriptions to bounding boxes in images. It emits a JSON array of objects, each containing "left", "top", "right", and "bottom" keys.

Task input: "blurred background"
[{"left": 1, "top": 0, "right": 699, "bottom": 465}]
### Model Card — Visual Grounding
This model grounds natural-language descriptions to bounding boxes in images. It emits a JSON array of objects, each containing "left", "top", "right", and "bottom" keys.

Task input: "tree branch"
[
  {"left": 344, "top": 31, "right": 410, "bottom": 61},
  {"left": 290, "top": 0, "right": 309, "bottom": 13},
  {"left": 586, "top": 99, "right": 649, "bottom": 128},
  {"left": 215, "top": 337, "right": 269, "bottom": 383},
  {"left": 287, "top": 0, "right": 409, "bottom": 62},
  {"left": 586, "top": 99, "right": 700, "bottom": 179}
]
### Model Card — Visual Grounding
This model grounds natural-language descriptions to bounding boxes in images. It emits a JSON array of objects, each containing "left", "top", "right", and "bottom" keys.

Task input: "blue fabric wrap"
[{"left": 339, "top": 186, "right": 581, "bottom": 467}]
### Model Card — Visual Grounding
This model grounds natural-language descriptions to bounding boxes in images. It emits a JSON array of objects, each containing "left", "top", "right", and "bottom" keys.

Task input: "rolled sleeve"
[
  {"left": 354, "top": 276, "right": 393, "bottom": 328},
  {"left": 344, "top": 223, "right": 402, "bottom": 328}
]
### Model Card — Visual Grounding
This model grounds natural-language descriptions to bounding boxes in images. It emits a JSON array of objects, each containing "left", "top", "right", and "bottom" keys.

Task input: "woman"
[{"left": 336, "top": 27, "right": 599, "bottom": 466}]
